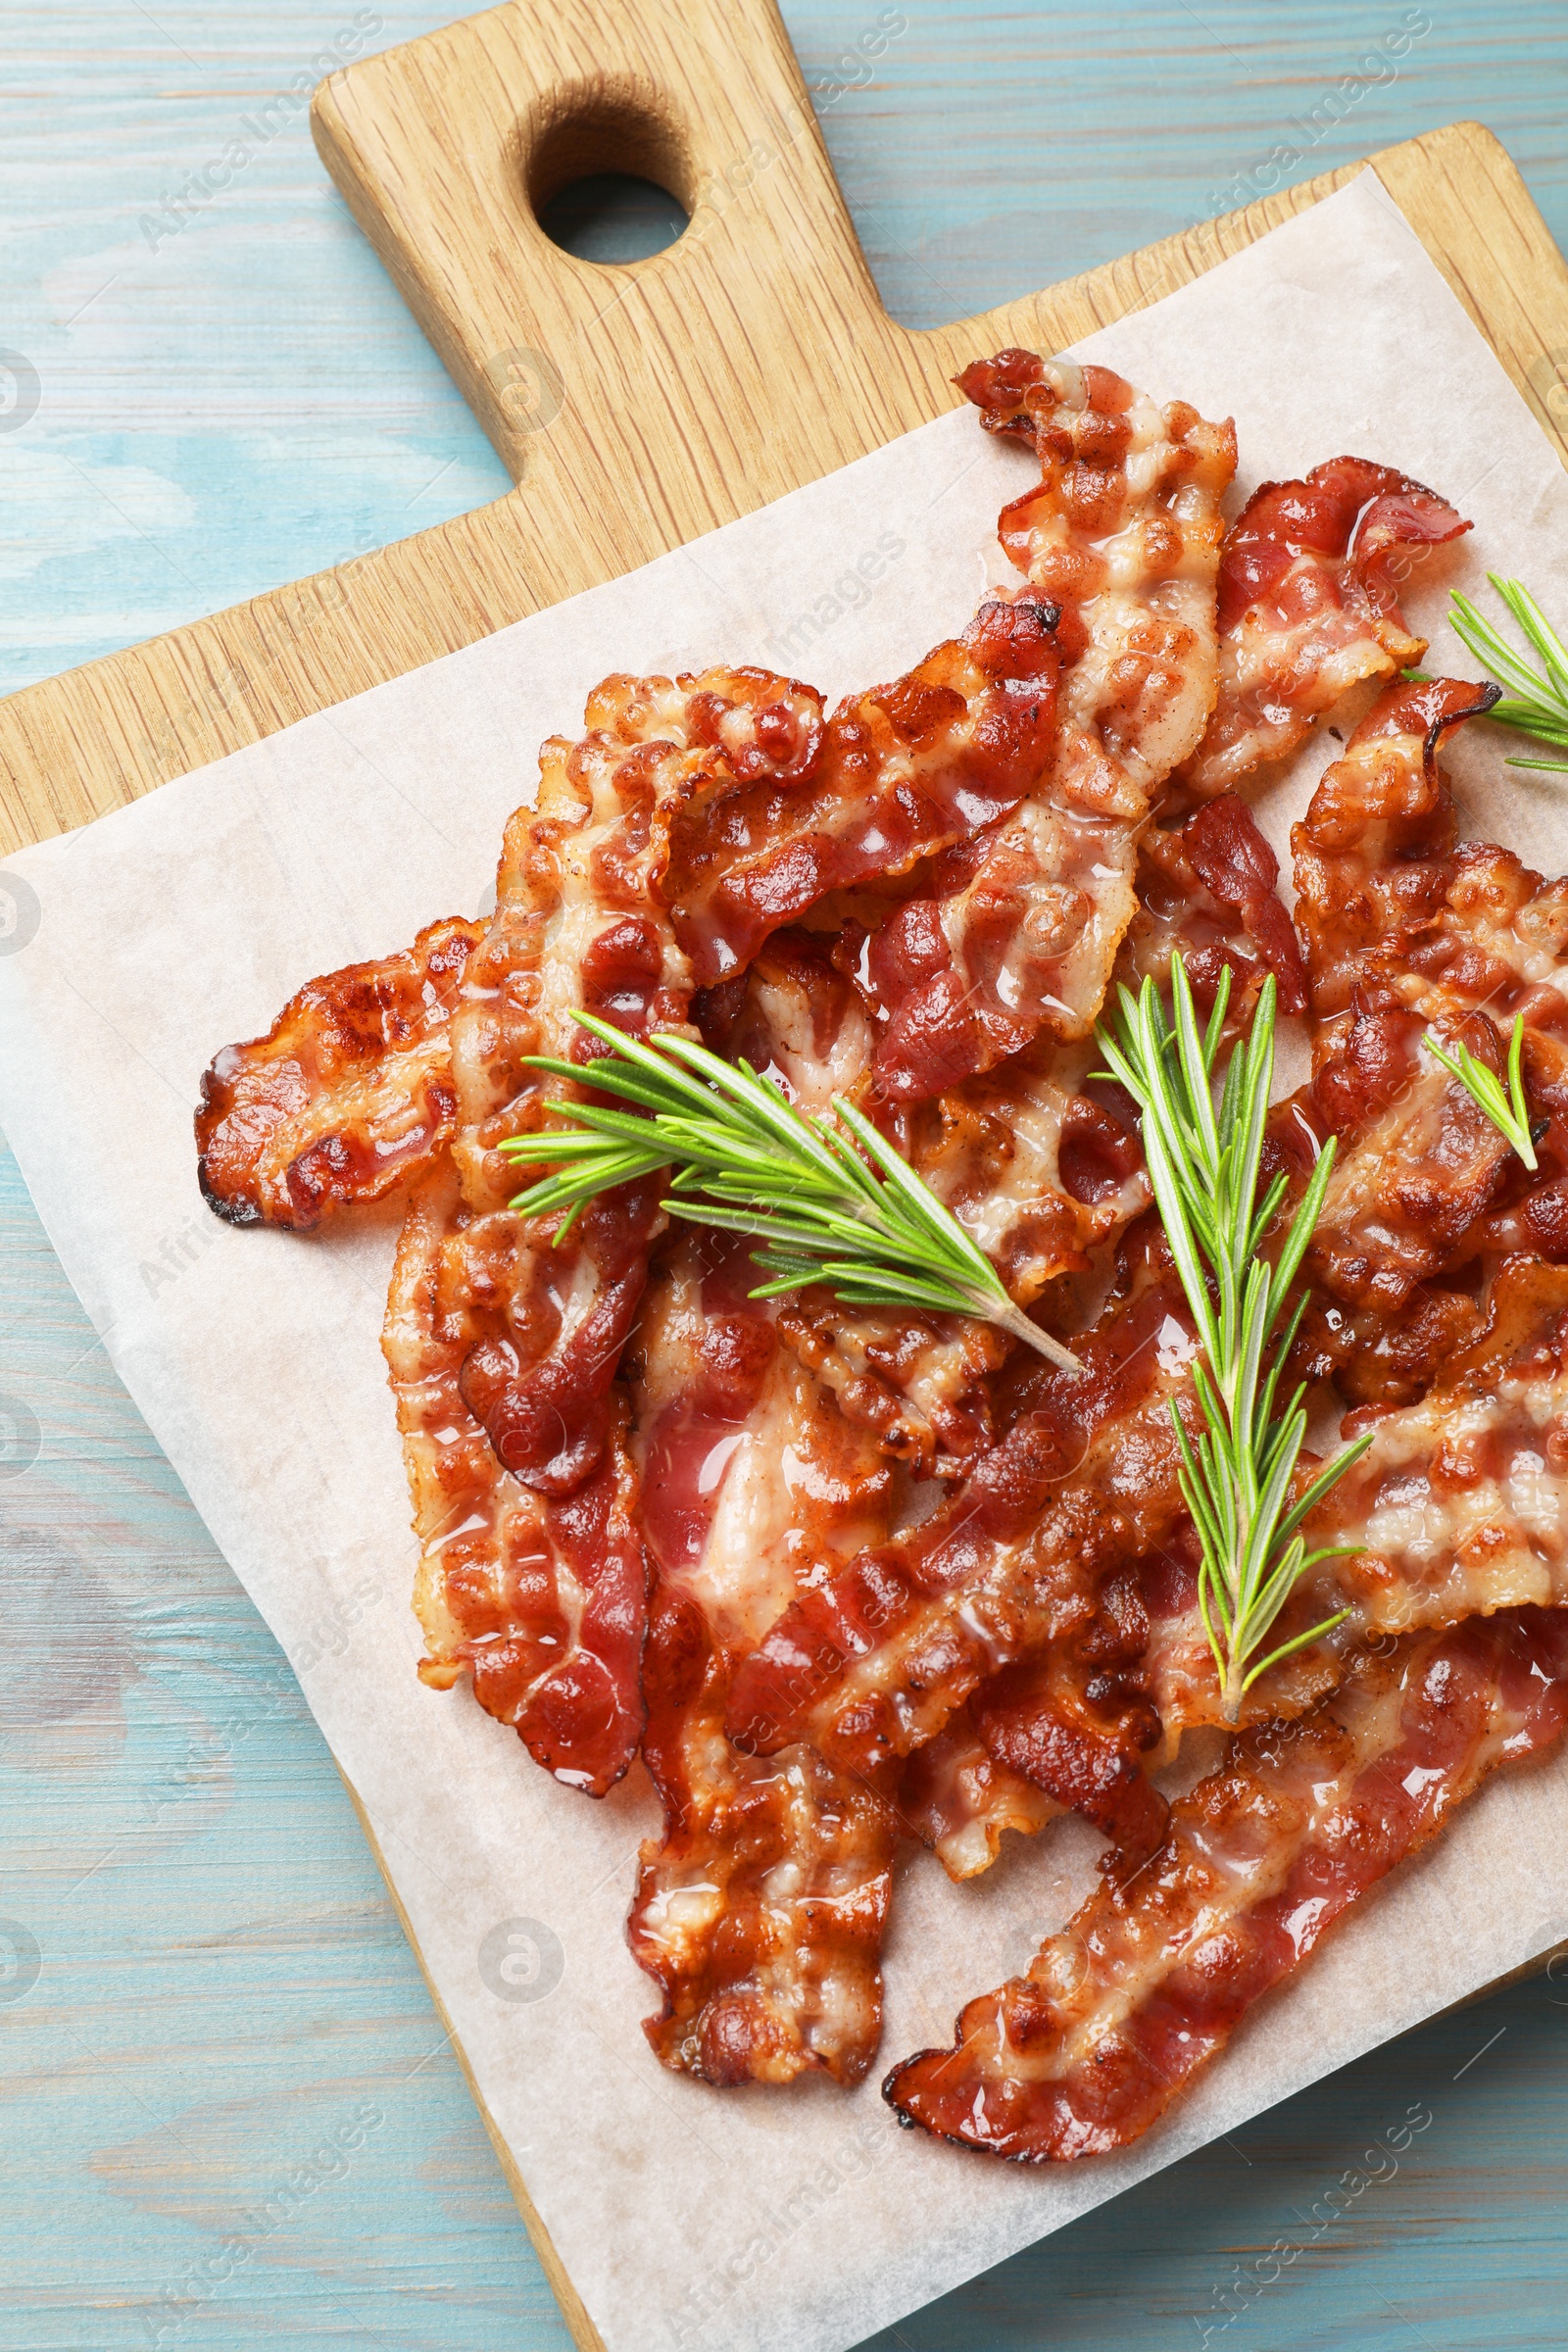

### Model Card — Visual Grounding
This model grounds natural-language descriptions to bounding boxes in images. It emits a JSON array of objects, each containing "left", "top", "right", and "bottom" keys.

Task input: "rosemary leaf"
[
  {"left": 497, "top": 1013, "right": 1082, "bottom": 1372},
  {"left": 1449, "top": 575, "right": 1568, "bottom": 774},
  {"left": 1096, "top": 958, "right": 1371, "bottom": 1720},
  {"left": 1422, "top": 1012, "right": 1540, "bottom": 1171}
]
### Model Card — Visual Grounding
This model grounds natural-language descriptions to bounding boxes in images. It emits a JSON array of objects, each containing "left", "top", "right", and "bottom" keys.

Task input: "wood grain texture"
[
  {"left": 5, "top": 3, "right": 1566, "bottom": 702},
  {"left": 8, "top": 4, "right": 1568, "bottom": 2347},
  {"left": 5, "top": 50, "right": 1568, "bottom": 858},
  {"left": 9, "top": 1121, "right": 1568, "bottom": 2352}
]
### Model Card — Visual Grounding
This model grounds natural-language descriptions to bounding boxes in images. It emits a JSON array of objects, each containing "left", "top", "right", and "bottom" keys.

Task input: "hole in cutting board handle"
[
  {"left": 524, "top": 82, "right": 694, "bottom": 266},
  {"left": 538, "top": 174, "right": 687, "bottom": 263}
]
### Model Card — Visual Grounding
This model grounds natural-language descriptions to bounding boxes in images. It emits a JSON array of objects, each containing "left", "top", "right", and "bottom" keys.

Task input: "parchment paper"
[{"left": 6, "top": 173, "right": 1568, "bottom": 2352}]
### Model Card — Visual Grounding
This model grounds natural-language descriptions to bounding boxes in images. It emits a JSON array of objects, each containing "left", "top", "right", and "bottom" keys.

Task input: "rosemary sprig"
[
  {"left": 1422, "top": 1012, "right": 1540, "bottom": 1171},
  {"left": 496, "top": 1012, "right": 1082, "bottom": 1372},
  {"left": 1096, "top": 959, "right": 1372, "bottom": 1722},
  {"left": 1448, "top": 573, "right": 1568, "bottom": 772}
]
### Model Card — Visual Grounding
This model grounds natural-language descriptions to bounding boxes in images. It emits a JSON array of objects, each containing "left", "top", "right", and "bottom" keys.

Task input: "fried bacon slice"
[
  {"left": 1296, "top": 675, "right": 1568, "bottom": 1224},
  {"left": 695, "top": 932, "right": 1004, "bottom": 1472},
  {"left": 435, "top": 668, "right": 844, "bottom": 1501},
  {"left": 381, "top": 671, "right": 825, "bottom": 1787},
  {"left": 1175, "top": 458, "right": 1471, "bottom": 801},
  {"left": 898, "top": 1705, "right": 1060, "bottom": 1882},
  {"left": 724, "top": 1243, "right": 1199, "bottom": 1778},
  {"left": 1103, "top": 1257, "right": 1568, "bottom": 1765},
  {"left": 449, "top": 666, "right": 823, "bottom": 1210},
  {"left": 778, "top": 1296, "right": 1007, "bottom": 1478},
  {"left": 1316, "top": 1256, "right": 1568, "bottom": 1636},
  {"left": 886, "top": 1605, "right": 1568, "bottom": 2158},
  {"left": 1292, "top": 670, "right": 1568, "bottom": 1302},
  {"left": 701, "top": 929, "right": 1143, "bottom": 1475},
  {"left": 969, "top": 1621, "right": 1167, "bottom": 1870},
  {"left": 1299, "top": 998, "right": 1513, "bottom": 1319},
  {"left": 1121, "top": 794, "right": 1307, "bottom": 1019},
  {"left": 870, "top": 350, "right": 1236, "bottom": 1103},
  {"left": 196, "top": 915, "right": 483, "bottom": 1227},
  {"left": 1138, "top": 1512, "right": 1350, "bottom": 1745},
  {"left": 1140, "top": 1256, "right": 1568, "bottom": 1745},
  {"left": 664, "top": 596, "right": 1064, "bottom": 984},
  {"left": 1293, "top": 672, "right": 1500, "bottom": 1017},
  {"left": 724, "top": 1441, "right": 1126, "bottom": 1777},
  {"left": 1285, "top": 676, "right": 1514, "bottom": 1317},
  {"left": 808, "top": 1036, "right": 1152, "bottom": 1472},
  {"left": 904, "top": 1040, "right": 1147, "bottom": 1306},
  {"left": 626, "top": 1237, "right": 903, "bottom": 2085},
  {"left": 383, "top": 1165, "right": 648, "bottom": 1795}
]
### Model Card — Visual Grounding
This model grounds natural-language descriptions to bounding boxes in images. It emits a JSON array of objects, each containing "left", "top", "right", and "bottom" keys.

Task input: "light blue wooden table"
[{"left": 5, "top": 6, "right": 1568, "bottom": 2346}]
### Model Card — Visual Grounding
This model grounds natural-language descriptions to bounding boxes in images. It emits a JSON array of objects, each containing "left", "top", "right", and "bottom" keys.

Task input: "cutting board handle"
[{"left": 313, "top": 0, "right": 945, "bottom": 567}]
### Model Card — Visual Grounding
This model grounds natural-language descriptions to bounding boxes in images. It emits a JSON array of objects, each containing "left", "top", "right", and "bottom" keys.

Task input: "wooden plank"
[
  {"left": 11, "top": 1098, "right": 1567, "bottom": 2351},
  {"left": 2, "top": 80, "right": 1566, "bottom": 854},
  {"left": 9, "top": 9, "right": 1568, "bottom": 2342},
  {"left": 337, "top": 1773, "right": 610, "bottom": 2352}
]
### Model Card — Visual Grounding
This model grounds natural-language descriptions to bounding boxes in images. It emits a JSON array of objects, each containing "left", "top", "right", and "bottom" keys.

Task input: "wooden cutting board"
[
  {"left": 6, "top": 6, "right": 1568, "bottom": 2345},
  {"left": 2, "top": 0, "right": 1567, "bottom": 856}
]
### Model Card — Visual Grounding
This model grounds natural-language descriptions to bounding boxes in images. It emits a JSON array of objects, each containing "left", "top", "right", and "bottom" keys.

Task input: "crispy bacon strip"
[
  {"left": 1121, "top": 795, "right": 1307, "bottom": 1018},
  {"left": 1293, "top": 672, "right": 1501, "bottom": 1017},
  {"left": 381, "top": 672, "right": 824, "bottom": 1788},
  {"left": 1293, "top": 668, "right": 1568, "bottom": 1297},
  {"left": 724, "top": 1443, "right": 1124, "bottom": 1776},
  {"left": 1317, "top": 1256, "right": 1568, "bottom": 1636},
  {"left": 725, "top": 1248, "right": 1199, "bottom": 1776},
  {"left": 626, "top": 1238, "right": 902, "bottom": 2084},
  {"left": 1288, "top": 675, "right": 1519, "bottom": 1318},
  {"left": 1139, "top": 1525, "right": 1348, "bottom": 1746},
  {"left": 1138, "top": 1070, "right": 1542, "bottom": 1741},
  {"left": 1136, "top": 1257, "right": 1568, "bottom": 1751},
  {"left": 870, "top": 350, "right": 1236, "bottom": 1102},
  {"left": 664, "top": 596, "right": 1064, "bottom": 983},
  {"left": 808, "top": 1036, "right": 1150, "bottom": 1470},
  {"left": 904, "top": 1041, "right": 1147, "bottom": 1305},
  {"left": 383, "top": 1166, "right": 648, "bottom": 1795},
  {"left": 886, "top": 1606, "right": 1568, "bottom": 2157},
  {"left": 449, "top": 667, "right": 822, "bottom": 1208},
  {"left": 778, "top": 1296, "right": 1007, "bottom": 1478},
  {"left": 1296, "top": 672, "right": 1568, "bottom": 1227},
  {"left": 701, "top": 930, "right": 1143, "bottom": 1474},
  {"left": 1294, "top": 1279, "right": 1485, "bottom": 1412},
  {"left": 1176, "top": 458, "right": 1471, "bottom": 800},
  {"left": 1310, "top": 1049, "right": 1513, "bottom": 1315},
  {"left": 1139, "top": 1255, "right": 1568, "bottom": 1745},
  {"left": 437, "top": 668, "right": 836, "bottom": 1497},
  {"left": 970, "top": 1629, "right": 1166, "bottom": 1869},
  {"left": 196, "top": 915, "right": 483, "bottom": 1227},
  {"left": 695, "top": 933, "right": 1002, "bottom": 1470},
  {"left": 898, "top": 1705, "right": 1060, "bottom": 1881}
]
